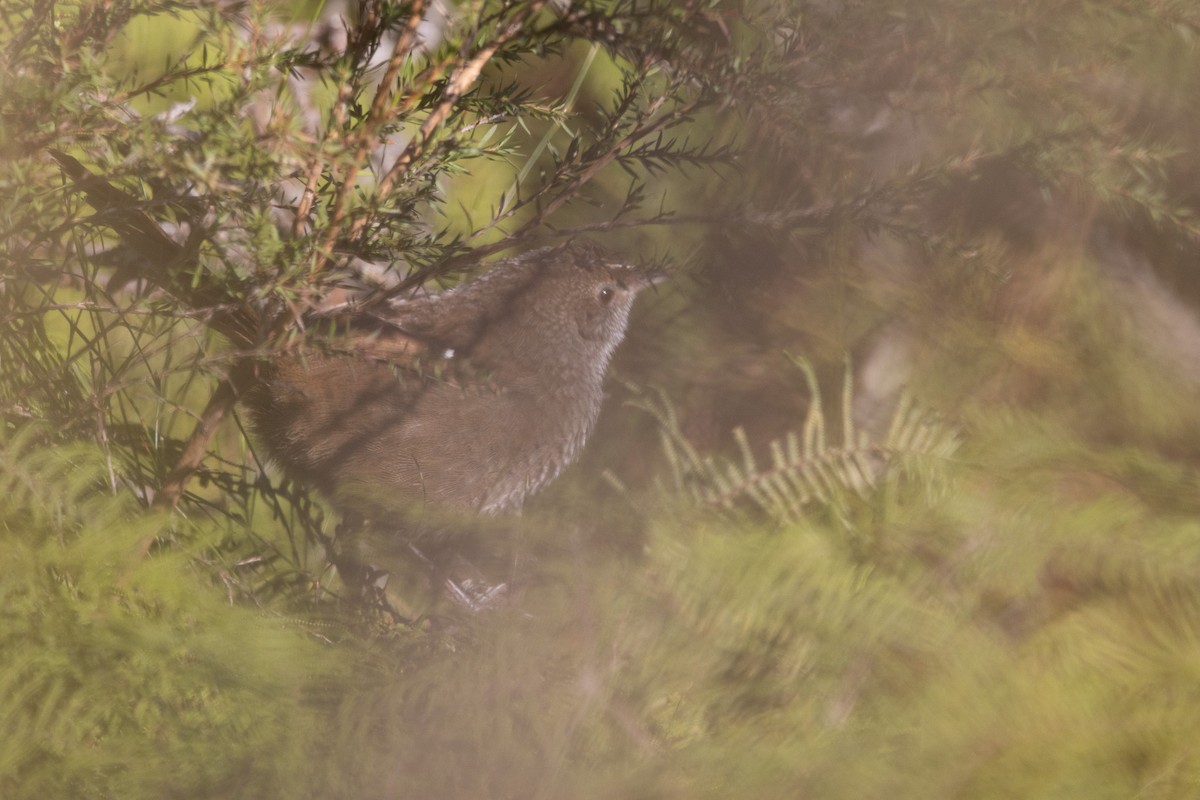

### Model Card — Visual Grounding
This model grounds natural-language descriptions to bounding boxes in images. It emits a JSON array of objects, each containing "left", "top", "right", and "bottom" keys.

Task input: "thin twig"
[
  {"left": 152, "top": 359, "right": 259, "bottom": 512},
  {"left": 341, "top": 0, "right": 551, "bottom": 248},
  {"left": 294, "top": 0, "right": 431, "bottom": 236},
  {"left": 485, "top": 91, "right": 701, "bottom": 246}
]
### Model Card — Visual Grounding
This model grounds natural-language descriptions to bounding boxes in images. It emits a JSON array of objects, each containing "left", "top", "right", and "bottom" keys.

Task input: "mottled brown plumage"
[{"left": 248, "top": 243, "right": 660, "bottom": 518}]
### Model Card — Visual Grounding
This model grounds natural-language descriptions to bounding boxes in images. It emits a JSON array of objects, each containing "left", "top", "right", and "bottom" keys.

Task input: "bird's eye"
[{"left": 598, "top": 287, "right": 615, "bottom": 304}]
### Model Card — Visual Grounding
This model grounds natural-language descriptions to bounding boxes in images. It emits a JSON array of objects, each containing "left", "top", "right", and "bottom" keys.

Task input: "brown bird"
[
  {"left": 248, "top": 243, "right": 663, "bottom": 519},
  {"left": 46, "top": 151, "right": 660, "bottom": 524}
]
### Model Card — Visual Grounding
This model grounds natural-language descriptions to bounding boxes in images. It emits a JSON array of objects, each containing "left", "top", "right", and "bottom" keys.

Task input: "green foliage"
[
  {"left": 583, "top": 411, "right": 1200, "bottom": 799},
  {"left": 648, "top": 358, "right": 961, "bottom": 521},
  {"left": 0, "top": 428, "right": 347, "bottom": 799}
]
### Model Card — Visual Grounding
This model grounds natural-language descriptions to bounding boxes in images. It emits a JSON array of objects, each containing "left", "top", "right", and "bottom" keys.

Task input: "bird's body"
[
  {"left": 45, "top": 153, "right": 659, "bottom": 525},
  {"left": 248, "top": 243, "right": 658, "bottom": 517}
]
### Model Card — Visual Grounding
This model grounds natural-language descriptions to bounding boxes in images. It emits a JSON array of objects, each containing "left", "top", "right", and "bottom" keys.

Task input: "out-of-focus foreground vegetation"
[{"left": 5, "top": 0, "right": 1200, "bottom": 797}]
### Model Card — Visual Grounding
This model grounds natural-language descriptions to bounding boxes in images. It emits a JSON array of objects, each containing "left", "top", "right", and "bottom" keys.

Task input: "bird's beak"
[{"left": 636, "top": 269, "right": 669, "bottom": 291}]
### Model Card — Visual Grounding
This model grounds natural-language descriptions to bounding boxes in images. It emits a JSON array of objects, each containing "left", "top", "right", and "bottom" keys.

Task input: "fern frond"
[
  {"left": 643, "top": 359, "right": 962, "bottom": 521},
  {"left": 0, "top": 424, "right": 117, "bottom": 532}
]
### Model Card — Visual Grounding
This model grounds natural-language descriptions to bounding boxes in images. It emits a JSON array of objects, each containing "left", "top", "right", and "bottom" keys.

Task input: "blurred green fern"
[
  {"left": 0, "top": 427, "right": 349, "bottom": 799},
  {"left": 643, "top": 356, "right": 961, "bottom": 521}
]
